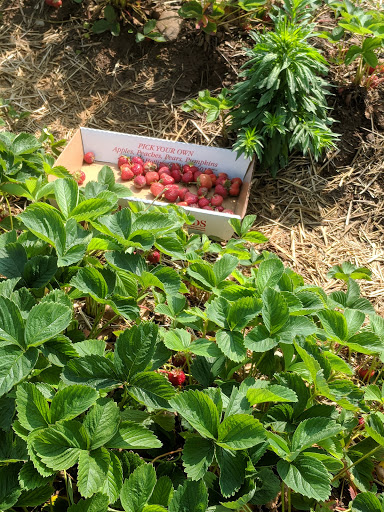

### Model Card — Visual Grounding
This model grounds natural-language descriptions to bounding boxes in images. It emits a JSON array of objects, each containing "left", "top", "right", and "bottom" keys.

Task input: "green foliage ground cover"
[{"left": 0, "top": 131, "right": 384, "bottom": 511}]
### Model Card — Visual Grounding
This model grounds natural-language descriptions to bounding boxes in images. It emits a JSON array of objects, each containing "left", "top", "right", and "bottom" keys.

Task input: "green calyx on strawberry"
[{"left": 72, "top": 170, "right": 86, "bottom": 186}]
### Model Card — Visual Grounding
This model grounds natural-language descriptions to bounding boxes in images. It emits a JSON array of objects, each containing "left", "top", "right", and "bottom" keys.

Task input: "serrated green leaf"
[
  {"left": 54, "top": 178, "right": 79, "bottom": 219},
  {"left": 0, "top": 296, "right": 25, "bottom": 348},
  {"left": 351, "top": 492, "right": 383, "bottom": 512},
  {"left": 188, "top": 262, "right": 216, "bottom": 290},
  {"left": 256, "top": 258, "right": 285, "bottom": 294},
  {"left": 226, "top": 296, "right": 261, "bottom": 331},
  {"left": 0, "top": 242, "right": 27, "bottom": 278},
  {"left": 18, "top": 461, "right": 53, "bottom": 490},
  {"left": 290, "top": 418, "right": 342, "bottom": 460},
  {"left": 120, "top": 463, "right": 157, "bottom": 512},
  {"left": 182, "top": 436, "right": 215, "bottom": 480},
  {"left": 129, "top": 371, "right": 175, "bottom": 410},
  {"left": 217, "top": 414, "right": 265, "bottom": 450},
  {"left": 24, "top": 302, "right": 72, "bottom": 347},
  {"left": 114, "top": 323, "right": 159, "bottom": 381},
  {"left": 162, "top": 328, "right": 191, "bottom": 352},
  {"left": 170, "top": 389, "right": 219, "bottom": 439},
  {"left": 247, "top": 383, "right": 297, "bottom": 405},
  {"left": 78, "top": 448, "right": 110, "bottom": 498},
  {"left": 50, "top": 385, "right": 98, "bottom": 423},
  {"left": 216, "top": 330, "right": 246, "bottom": 362},
  {"left": 70, "top": 193, "right": 117, "bottom": 222},
  {"left": 63, "top": 355, "right": 121, "bottom": 390},
  {"left": 70, "top": 267, "right": 109, "bottom": 302},
  {"left": 169, "top": 479, "right": 208, "bottom": 512},
  {"left": 216, "top": 447, "right": 246, "bottom": 498},
  {"left": 262, "top": 288, "right": 289, "bottom": 334},
  {"left": 213, "top": 254, "right": 239, "bottom": 283},
  {"left": 16, "top": 382, "right": 50, "bottom": 431},
  {"left": 317, "top": 310, "right": 348, "bottom": 342},
  {"left": 22, "top": 255, "right": 58, "bottom": 289},
  {"left": 148, "top": 475, "right": 174, "bottom": 507},
  {"left": 277, "top": 454, "right": 331, "bottom": 501},
  {"left": 101, "top": 451, "right": 123, "bottom": 504},
  {"left": 365, "top": 413, "right": 384, "bottom": 446},
  {"left": 0, "top": 464, "right": 22, "bottom": 510},
  {"left": 0, "top": 346, "right": 38, "bottom": 397},
  {"left": 31, "top": 420, "right": 88, "bottom": 470},
  {"left": 106, "top": 421, "right": 161, "bottom": 450},
  {"left": 84, "top": 398, "right": 120, "bottom": 450}
]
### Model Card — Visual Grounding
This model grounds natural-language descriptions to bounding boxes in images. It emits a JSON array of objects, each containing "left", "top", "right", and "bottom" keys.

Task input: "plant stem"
[
  {"left": 94, "top": 314, "right": 119, "bottom": 338},
  {"left": 4, "top": 195, "right": 13, "bottom": 230},
  {"left": 281, "top": 481, "right": 285, "bottom": 512},
  {"left": 88, "top": 304, "right": 105, "bottom": 338},
  {"left": 332, "top": 445, "right": 381, "bottom": 482},
  {"left": 119, "top": 385, "right": 128, "bottom": 410},
  {"left": 287, "top": 486, "right": 291, "bottom": 512},
  {"left": 151, "top": 447, "right": 183, "bottom": 464}
]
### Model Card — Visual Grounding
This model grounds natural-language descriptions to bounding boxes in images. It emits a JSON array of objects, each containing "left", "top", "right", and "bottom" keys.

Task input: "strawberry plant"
[{"left": 1, "top": 137, "right": 384, "bottom": 510}]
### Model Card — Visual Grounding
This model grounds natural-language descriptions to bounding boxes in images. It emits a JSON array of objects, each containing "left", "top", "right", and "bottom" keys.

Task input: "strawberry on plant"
[
  {"left": 133, "top": 175, "right": 146, "bottom": 189},
  {"left": 118, "top": 155, "right": 130, "bottom": 168},
  {"left": 172, "top": 353, "right": 187, "bottom": 367},
  {"left": 45, "top": 0, "right": 62, "bottom": 7},
  {"left": 358, "top": 368, "right": 375, "bottom": 380},
  {"left": 72, "top": 170, "right": 86, "bottom": 185},
  {"left": 145, "top": 171, "right": 159, "bottom": 185},
  {"left": 148, "top": 250, "right": 161, "bottom": 264},
  {"left": 83, "top": 151, "right": 95, "bottom": 164},
  {"left": 167, "top": 369, "right": 186, "bottom": 386}
]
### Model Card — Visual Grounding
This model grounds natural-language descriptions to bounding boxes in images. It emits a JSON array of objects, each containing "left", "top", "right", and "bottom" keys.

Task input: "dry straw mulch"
[{"left": 1, "top": 2, "right": 383, "bottom": 313}]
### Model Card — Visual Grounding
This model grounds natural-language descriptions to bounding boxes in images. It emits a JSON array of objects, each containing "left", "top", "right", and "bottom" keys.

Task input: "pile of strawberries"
[{"left": 117, "top": 155, "right": 243, "bottom": 214}]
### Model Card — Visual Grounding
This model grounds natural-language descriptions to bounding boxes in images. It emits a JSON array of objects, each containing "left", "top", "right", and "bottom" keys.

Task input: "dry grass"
[{"left": 1, "top": 1, "right": 384, "bottom": 313}]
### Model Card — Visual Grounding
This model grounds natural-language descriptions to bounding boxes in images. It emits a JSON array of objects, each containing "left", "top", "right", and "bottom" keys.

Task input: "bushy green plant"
[{"left": 230, "top": 18, "right": 338, "bottom": 174}]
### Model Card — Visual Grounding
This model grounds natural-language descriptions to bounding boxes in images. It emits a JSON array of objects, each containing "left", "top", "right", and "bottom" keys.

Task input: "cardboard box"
[{"left": 54, "top": 127, "right": 254, "bottom": 240}]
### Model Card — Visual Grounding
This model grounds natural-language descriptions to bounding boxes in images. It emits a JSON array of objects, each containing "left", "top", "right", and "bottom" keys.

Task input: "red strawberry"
[
  {"left": 182, "top": 164, "right": 192, "bottom": 174},
  {"left": 198, "top": 197, "right": 210, "bottom": 208},
  {"left": 197, "top": 174, "right": 212, "bottom": 190},
  {"left": 83, "top": 152, "right": 95, "bottom": 164},
  {"left": 121, "top": 166, "right": 134, "bottom": 181},
  {"left": 171, "top": 169, "right": 182, "bottom": 183},
  {"left": 203, "top": 205, "right": 214, "bottom": 210},
  {"left": 170, "top": 163, "right": 181, "bottom": 172},
  {"left": 158, "top": 162, "right": 168, "bottom": 169},
  {"left": 197, "top": 187, "right": 208, "bottom": 197},
  {"left": 133, "top": 175, "right": 146, "bottom": 189},
  {"left": 132, "top": 163, "right": 144, "bottom": 176},
  {"left": 161, "top": 175, "right": 175, "bottom": 186},
  {"left": 210, "top": 174, "right": 217, "bottom": 186},
  {"left": 216, "top": 176, "right": 230, "bottom": 187},
  {"left": 167, "top": 369, "right": 186, "bottom": 386},
  {"left": 215, "top": 184, "right": 228, "bottom": 198},
  {"left": 216, "top": 206, "right": 224, "bottom": 212},
  {"left": 158, "top": 166, "right": 171, "bottom": 176},
  {"left": 358, "top": 417, "right": 365, "bottom": 426},
  {"left": 189, "top": 203, "right": 199, "bottom": 208},
  {"left": 222, "top": 209, "right": 234, "bottom": 214},
  {"left": 204, "top": 168, "right": 214, "bottom": 175},
  {"left": 132, "top": 156, "right": 144, "bottom": 166},
  {"left": 231, "top": 177, "right": 243, "bottom": 187},
  {"left": 185, "top": 192, "right": 198, "bottom": 205},
  {"left": 211, "top": 194, "right": 223, "bottom": 207},
  {"left": 178, "top": 201, "right": 188, "bottom": 206},
  {"left": 189, "top": 165, "right": 199, "bottom": 174},
  {"left": 145, "top": 171, "right": 159, "bottom": 185},
  {"left": 72, "top": 170, "right": 86, "bottom": 185},
  {"left": 181, "top": 171, "right": 193, "bottom": 184},
  {"left": 164, "top": 188, "right": 179, "bottom": 202},
  {"left": 218, "top": 172, "right": 228, "bottom": 179},
  {"left": 178, "top": 187, "right": 188, "bottom": 200},
  {"left": 229, "top": 184, "right": 240, "bottom": 196},
  {"left": 118, "top": 155, "right": 130, "bottom": 168},
  {"left": 150, "top": 182, "right": 166, "bottom": 198},
  {"left": 144, "top": 161, "right": 157, "bottom": 172},
  {"left": 193, "top": 170, "right": 202, "bottom": 181},
  {"left": 358, "top": 368, "right": 375, "bottom": 380},
  {"left": 148, "top": 250, "right": 161, "bottom": 264},
  {"left": 46, "top": 0, "right": 62, "bottom": 7}
]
